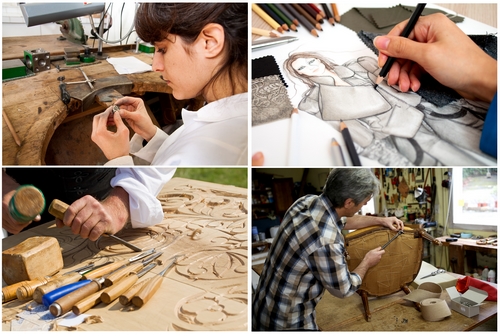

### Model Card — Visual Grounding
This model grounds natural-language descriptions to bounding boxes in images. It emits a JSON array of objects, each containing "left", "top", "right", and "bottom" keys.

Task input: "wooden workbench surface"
[
  {"left": 2, "top": 178, "right": 248, "bottom": 331},
  {"left": 2, "top": 45, "right": 171, "bottom": 165}
]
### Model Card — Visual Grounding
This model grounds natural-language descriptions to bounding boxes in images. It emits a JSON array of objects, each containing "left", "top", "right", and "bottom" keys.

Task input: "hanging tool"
[
  {"left": 131, "top": 256, "right": 179, "bottom": 307},
  {"left": 381, "top": 230, "right": 404, "bottom": 250},
  {"left": 81, "top": 249, "right": 155, "bottom": 280},
  {"left": 419, "top": 268, "right": 446, "bottom": 279},
  {"left": 100, "top": 262, "right": 157, "bottom": 304},
  {"left": 48, "top": 199, "right": 143, "bottom": 252},
  {"left": 31, "top": 261, "right": 112, "bottom": 303}
]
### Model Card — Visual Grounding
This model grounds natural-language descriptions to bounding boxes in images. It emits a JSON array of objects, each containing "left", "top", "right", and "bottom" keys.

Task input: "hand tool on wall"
[
  {"left": 131, "top": 256, "right": 179, "bottom": 308},
  {"left": 48, "top": 199, "right": 143, "bottom": 252},
  {"left": 381, "top": 230, "right": 404, "bottom": 250},
  {"left": 100, "top": 262, "right": 157, "bottom": 304}
]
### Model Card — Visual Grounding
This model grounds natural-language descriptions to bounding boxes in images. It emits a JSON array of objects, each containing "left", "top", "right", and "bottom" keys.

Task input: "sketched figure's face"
[{"left": 291, "top": 58, "right": 326, "bottom": 76}]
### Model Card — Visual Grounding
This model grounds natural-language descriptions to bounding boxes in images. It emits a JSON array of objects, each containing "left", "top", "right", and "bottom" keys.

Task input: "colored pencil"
[
  {"left": 309, "top": 4, "right": 325, "bottom": 18},
  {"left": 340, "top": 120, "right": 361, "bottom": 166},
  {"left": 301, "top": 4, "right": 324, "bottom": 23},
  {"left": 252, "top": 3, "right": 284, "bottom": 33},
  {"left": 275, "top": 4, "right": 299, "bottom": 27},
  {"left": 375, "top": 3, "right": 426, "bottom": 87},
  {"left": 321, "top": 3, "right": 335, "bottom": 25},
  {"left": 292, "top": 4, "right": 322, "bottom": 31},
  {"left": 267, "top": 3, "right": 297, "bottom": 32},
  {"left": 259, "top": 4, "right": 289, "bottom": 32},
  {"left": 331, "top": 138, "right": 346, "bottom": 166},
  {"left": 252, "top": 27, "right": 280, "bottom": 38},
  {"left": 285, "top": 4, "right": 319, "bottom": 37},
  {"left": 331, "top": 4, "right": 341, "bottom": 22}
]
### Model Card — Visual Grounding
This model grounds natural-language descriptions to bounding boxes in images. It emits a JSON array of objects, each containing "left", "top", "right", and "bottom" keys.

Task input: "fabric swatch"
[
  {"left": 252, "top": 55, "right": 287, "bottom": 87},
  {"left": 252, "top": 75, "right": 293, "bottom": 126}
]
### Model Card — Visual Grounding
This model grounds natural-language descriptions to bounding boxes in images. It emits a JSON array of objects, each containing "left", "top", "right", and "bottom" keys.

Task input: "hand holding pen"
[{"left": 374, "top": 12, "right": 497, "bottom": 102}]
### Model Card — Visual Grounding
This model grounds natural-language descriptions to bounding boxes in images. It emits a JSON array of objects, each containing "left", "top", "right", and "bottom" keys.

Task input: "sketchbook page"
[{"left": 252, "top": 110, "right": 380, "bottom": 166}]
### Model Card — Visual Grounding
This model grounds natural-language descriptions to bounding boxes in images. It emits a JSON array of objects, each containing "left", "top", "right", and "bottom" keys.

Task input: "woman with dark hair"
[{"left": 92, "top": 3, "right": 248, "bottom": 166}]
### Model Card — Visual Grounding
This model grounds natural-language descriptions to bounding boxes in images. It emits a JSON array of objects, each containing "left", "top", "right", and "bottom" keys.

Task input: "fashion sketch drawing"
[{"left": 283, "top": 51, "right": 491, "bottom": 166}]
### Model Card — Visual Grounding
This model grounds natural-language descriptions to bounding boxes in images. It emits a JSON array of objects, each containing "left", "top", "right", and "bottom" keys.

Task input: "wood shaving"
[{"left": 84, "top": 315, "right": 103, "bottom": 324}]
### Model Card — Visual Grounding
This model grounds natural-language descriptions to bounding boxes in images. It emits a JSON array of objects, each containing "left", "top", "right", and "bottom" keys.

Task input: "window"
[{"left": 452, "top": 168, "right": 497, "bottom": 227}]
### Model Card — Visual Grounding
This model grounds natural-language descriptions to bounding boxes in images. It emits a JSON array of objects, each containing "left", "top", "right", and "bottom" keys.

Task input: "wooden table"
[
  {"left": 252, "top": 263, "right": 496, "bottom": 331},
  {"left": 436, "top": 236, "right": 497, "bottom": 275},
  {"left": 2, "top": 178, "right": 248, "bottom": 331},
  {"left": 2, "top": 36, "right": 202, "bottom": 165}
]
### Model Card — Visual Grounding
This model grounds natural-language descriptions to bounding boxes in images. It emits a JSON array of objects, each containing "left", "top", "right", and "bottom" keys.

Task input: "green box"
[{"left": 2, "top": 59, "right": 27, "bottom": 80}]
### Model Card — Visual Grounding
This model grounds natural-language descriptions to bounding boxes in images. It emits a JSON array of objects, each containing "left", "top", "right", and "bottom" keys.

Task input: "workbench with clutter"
[
  {"left": 2, "top": 3, "right": 203, "bottom": 165},
  {"left": 2, "top": 178, "right": 248, "bottom": 331}
]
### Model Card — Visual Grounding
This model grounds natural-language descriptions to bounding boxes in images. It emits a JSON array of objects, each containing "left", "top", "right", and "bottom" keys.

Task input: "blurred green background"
[{"left": 173, "top": 168, "right": 247, "bottom": 188}]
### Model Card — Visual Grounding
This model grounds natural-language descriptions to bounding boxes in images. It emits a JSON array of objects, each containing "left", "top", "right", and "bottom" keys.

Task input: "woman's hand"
[
  {"left": 91, "top": 107, "right": 130, "bottom": 160},
  {"left": 374, "top": 13, "right": 497, "bottom": 102},
  {"left": 113, "top": 97, "right": 157, "bottom": 141}
]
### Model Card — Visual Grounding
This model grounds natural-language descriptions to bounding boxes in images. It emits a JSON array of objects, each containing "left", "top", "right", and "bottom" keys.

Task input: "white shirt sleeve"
[
  {"left": 110, "top": 167, "right": 176, "bottom": 228},
  {"left": 129, "top": 127, "right": 169, "bottom": 163}
]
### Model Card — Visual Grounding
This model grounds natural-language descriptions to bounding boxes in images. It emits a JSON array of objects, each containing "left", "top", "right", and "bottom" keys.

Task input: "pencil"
[
  {"left": 252, "top": 27, "right": 279, "bottom": 38},
  {"left": 292, "top": 4, "right": 322, "bottom": 31},
  {"left": 331, "top": 4, "right": 341, "bottom": 22},
  {"left": 301, "top": 4, "right": 324, "bottom": 24},
  {"left": 3, "top": 110, "right": 21, "bottom": 146},
  {"left": 267, "top": 4, "right": 297, "bottom": 32},
  {"left": 340, "top": 120, "right": 361, "bottom": 166},
  {"left": 375, "top": 3, "right": 426, "bottom": 88},
  {"left": 309, "top": 4, "right": 325, "bottom": 18},
  {"left": 288, "top": 108, "right": 300, "bottom": 166},
  {"left": 259, "top": 4, "right": 289, "bottom": 32},
  {"left": 275, "top": 4, "right": 300, "bottom": 27},
  {"left": 331, "top": 138, "right": 346, "bottom": 166},
  {"left": 321, "top": 3, "right": 335, "bottom": 25},
  {"left": 284, "top": 4, "right": 318, "bottom": 37},
  {"left": 252, "top": 3, "right": 284, "bottom": 33}
]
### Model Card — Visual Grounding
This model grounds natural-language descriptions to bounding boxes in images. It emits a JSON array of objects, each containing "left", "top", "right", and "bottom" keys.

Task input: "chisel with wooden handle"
[
  {"left": 103, "top": 251, "right": 162, "bottom": 287},
  {"left": 101, "top": 262, "right": 157, "bottom": 304},
  {"left": 81, "top": 248, "right": 155, "bottom": 280},
  {"left": 118, "top": 277, "right": 150, "bottom": 305},
  {"left": 48, "top": 198, "right": 143, "bottom": 252},
  {"left": 131, "top": 256, "right": 177, "bottom": 308},
  {"left": 49, "top": 278, "right": 105, "bottom": 317},
  {"left": 2, "top": 277, "right": 51, "bottom": 303},
  {"left": 31, "top": 262, "right": 111, "bottom": 303},
  {"left": 72, "top": 288, "right": 106, "bottom": 316}
]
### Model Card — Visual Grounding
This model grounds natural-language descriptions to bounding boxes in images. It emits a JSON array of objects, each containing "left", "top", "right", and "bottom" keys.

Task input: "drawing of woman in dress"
[{"left": 283, "top": 51, "right": 489, "bottom": 166}]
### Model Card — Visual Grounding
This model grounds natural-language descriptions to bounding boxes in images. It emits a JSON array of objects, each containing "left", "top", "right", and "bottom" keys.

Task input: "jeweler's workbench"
[{"left": 2, "top": 178, "right": 248, "bottom": 331}]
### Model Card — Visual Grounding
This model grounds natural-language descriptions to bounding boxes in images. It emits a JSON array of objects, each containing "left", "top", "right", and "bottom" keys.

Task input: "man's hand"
[
  {"left": 380, "top": 217, "right": 404, "bottom": 231},
  {"left": 352, "top": 246, "right": 385, "bottom": 280},
  {"left": 55, "top": 188, "right": 130, "bottom": 241}
]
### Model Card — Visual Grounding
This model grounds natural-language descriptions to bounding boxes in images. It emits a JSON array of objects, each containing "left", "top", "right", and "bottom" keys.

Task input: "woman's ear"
[{"left": 198, "top": 23, "right": 225, "bottom": 59}]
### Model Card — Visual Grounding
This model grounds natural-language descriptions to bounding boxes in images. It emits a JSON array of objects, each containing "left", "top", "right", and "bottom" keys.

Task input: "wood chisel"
[
  {"left": 100, "top": 262, "right": 157, "bottom": 304},
  {"left": 48, "top": 199, "right": 143, "bottom": 252},
  {"left": 72, "top": 288, "right": 107, "bottom": 316},
  {"left": 49, "top": 277, "right": 105, "bottom": 317},
  {"left": 42, "top": 249, "right": 155, "bottom": 307},
  {"left": 131, "top": 256, "right": 179, "bottom": 308},
  {"left": 2, "top": 277, "right": 51, "bottom": 303},
  {"left": 31, "top": 261, "right": 112, "bottom": 303},
  {"left": 103, "top": 251, "right": 163, "bottom": 287}
]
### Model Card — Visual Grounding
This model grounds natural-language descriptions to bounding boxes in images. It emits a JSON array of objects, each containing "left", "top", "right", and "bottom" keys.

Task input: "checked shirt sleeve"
[{"left": 308, "top": 243, "right": 362, "bottom": 298}]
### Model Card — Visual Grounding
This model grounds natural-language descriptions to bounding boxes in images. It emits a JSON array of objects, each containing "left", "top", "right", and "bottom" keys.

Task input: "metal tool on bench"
[
  {"left": 57, "top": 76, "right": 71, "bottom": 105},
  {"left": 381, "top": 230, "right": 404, "bottom": 250},
  {"left": 48, "top": 199, "right": 143, "bottom": 252},
  {"left": 420, "top": 268, "right": 446, "bottom": 279}
]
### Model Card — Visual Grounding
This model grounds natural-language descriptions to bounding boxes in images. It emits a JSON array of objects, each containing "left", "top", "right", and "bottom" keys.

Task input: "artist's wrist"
[
  {"left": 102, "top": 187, "right": 130, "bottom": 232},
  {"left": 468, "top": 57, "right": 497, "bottom": 103}
]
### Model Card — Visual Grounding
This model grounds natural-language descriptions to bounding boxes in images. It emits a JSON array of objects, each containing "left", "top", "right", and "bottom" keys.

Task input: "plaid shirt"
[{"left": 252, "top": 194, "right": 362, "bottom": 331}]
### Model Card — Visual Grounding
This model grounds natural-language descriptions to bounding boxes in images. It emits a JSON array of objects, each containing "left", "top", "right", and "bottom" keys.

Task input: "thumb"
[
  {"left": 374, "top": 36, "right": 425, "bottom": 64},
  {"left": 113, "top": 111, "right": 126, "bottom": 128}
]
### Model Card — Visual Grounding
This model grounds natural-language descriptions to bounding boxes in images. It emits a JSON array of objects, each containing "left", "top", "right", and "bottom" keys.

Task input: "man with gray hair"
[{"left": 252, "top": 168, "right": 404, "bottom": 331}]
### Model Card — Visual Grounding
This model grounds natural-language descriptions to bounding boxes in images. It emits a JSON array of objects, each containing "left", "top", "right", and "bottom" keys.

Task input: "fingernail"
[{"left": 374, "top": 36, "right": 390, "bottom": 50}]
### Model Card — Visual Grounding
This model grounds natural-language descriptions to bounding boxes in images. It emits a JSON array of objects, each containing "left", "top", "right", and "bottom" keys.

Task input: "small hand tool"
[
  {"left": 420, "top": 268, "right": 446, "bottom": 279},
  {"left": 31, "top": 261, "right": 112, "bottom": 303},
  {"left": 103, "top": 251, "right": 163, "bottom": 287},
  {"left": 381, "top": 230, "right": 404, "bottom": 250},
  {"left": 57, "top": 76, "right": 71, "bottom": 105},
  {"left": 49, "top": 277, "right": 105, "bottom": 317},
  {"left": 79, "top": 68, "right": 94, "bottom": 90},
  {"left": 131, "top": 255, "right": 179, "bottom": 307},
  {"left": 48, "top": 199, "right": 143, "bottom": 252},
  {"left": 81, "top": 248, "right": 155, "bottom": 280}
]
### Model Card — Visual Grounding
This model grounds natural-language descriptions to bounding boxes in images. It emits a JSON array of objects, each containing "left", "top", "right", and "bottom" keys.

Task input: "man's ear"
[
  {"left": 198, "top": 23, "right": 225, "bottom": 58},
  {"left": 344, "top": 198, "right": 355, "bottom": 209}
]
